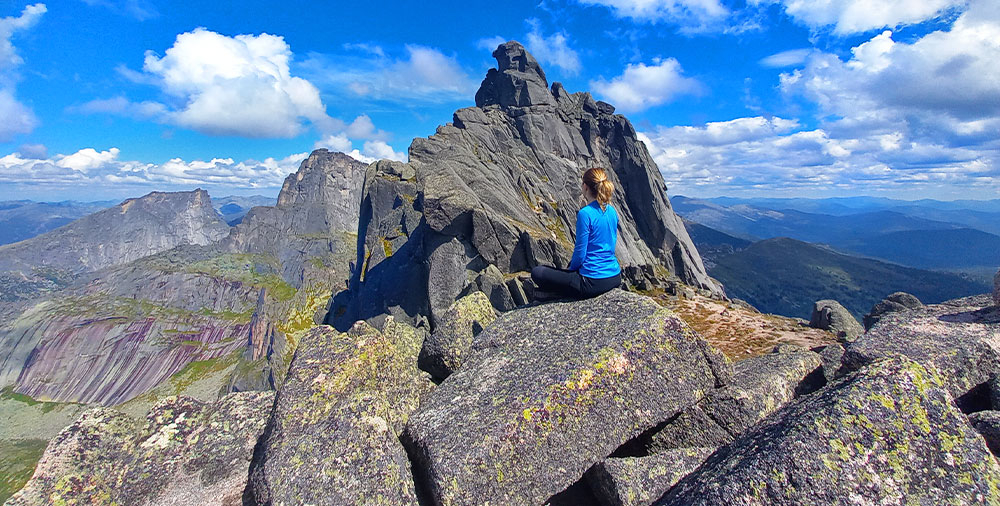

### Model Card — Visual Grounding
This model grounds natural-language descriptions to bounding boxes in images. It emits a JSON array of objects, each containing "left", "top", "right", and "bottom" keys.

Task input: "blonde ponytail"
[{"left": 583, "top": 167, "right": 614, "bottom": 210}]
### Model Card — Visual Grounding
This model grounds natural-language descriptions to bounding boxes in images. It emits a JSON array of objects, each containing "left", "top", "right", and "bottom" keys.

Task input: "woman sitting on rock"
[{"left": 531, "top": 167, "right": 622, "bottom": 299}]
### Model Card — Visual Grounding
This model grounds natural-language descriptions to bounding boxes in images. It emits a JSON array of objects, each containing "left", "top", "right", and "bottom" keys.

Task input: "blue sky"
[{"left": 0, "top": 0, "right": 997, "bottom": 201}]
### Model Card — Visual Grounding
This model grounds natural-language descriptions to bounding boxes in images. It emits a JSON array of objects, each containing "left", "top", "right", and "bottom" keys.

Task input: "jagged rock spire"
[
  {"left": 475, "top": 40, "right": 555, "bottom": 107},
  {"left": 331, "top": 41, "right": 721, "bottom": 331}
]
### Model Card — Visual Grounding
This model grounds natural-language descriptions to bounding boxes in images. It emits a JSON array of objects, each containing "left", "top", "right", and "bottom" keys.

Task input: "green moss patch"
[
  {"left": 183, "top": 253, "right": 296, "bottom": 301},
  {"left": 0, "top": 438, "right": 48, "bottom": 503}
]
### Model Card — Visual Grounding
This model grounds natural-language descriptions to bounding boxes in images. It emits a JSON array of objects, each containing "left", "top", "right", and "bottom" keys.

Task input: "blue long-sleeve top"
[{"left": 568, "top": 201, "right": 621, "bottom": 278}]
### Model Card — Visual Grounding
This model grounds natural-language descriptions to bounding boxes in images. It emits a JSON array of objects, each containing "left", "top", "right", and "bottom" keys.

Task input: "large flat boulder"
[
  {"left": 844, "top": 294, "right": 1000, "bottom": 409},
  {"left": 402, "top": 290, "right": 730, "bottom": 505},
  {"left": 8, "top": 392, "right": 273, "bottom": 505},
  {"left": 245, "top": 320, "right": 434, "bottom": 505},
  {"left": 659, "top": 357, "right": 1000, "bottom": 505}
]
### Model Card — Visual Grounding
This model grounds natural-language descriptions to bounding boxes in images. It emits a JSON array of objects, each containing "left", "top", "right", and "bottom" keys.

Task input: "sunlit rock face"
[
  {"left": 331, "top": 40, "right": 718, "bottom": 331},
  {"left": 0, "top": 150, "right": 368, "bottom": 406}
]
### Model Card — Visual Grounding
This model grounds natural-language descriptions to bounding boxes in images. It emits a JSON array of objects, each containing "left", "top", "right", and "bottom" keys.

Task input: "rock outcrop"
[
  {"left": 862, "top": 291, "right": 923, "bottom": 330},
  {"left": 969, "top": 410, "right": 1000, "bottom": 456},
  {"left": 224, "top": 149, "right": 366, "bottom": 288},
  {"left": 994, "top": 269, "right": 999, "bottom": 306},
  {"left": 844, "top": 294, "right": 1000, "bottom": 410},
  {"left": 0, "top": 189, "right": 229, "bottom": 281},
  {"left": 402, "top": 290, "right": 729, "bottom": 505},
  {"left": 659, "top": 357, "right": 1000, "bottom": 505},
  {"left": 809, "top": 299, "right": 863, "bottom": 342},
  {"left": 635, "top": 345, "right": 823, "bottom": 454},
  {"left": 245, "top": 321, "right": 434, "bottom": 505},
  {"left": 331, "top": 40, "right": 719, "bottom": 330},
  {"left": 418, "top": 291, "right": 498, "bottom": 380},
  {"left": 9, "top": 392, "right": 273, "bottom": 505}
]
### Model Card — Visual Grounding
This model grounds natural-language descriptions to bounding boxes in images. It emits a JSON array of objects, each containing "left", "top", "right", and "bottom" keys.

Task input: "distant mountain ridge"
[
  {"left": 212, "top": 195, "right": 275, "bottom": 225},
  {"left": 684, "top": 195, "right": 1000, "bottom": 215},
  {"left": 672, "top": 196, "right": 965, "bottom": 242},
  {"left": 0, "top": 189, "right": 230, "bottom": 283},
  {"left": 842, "top": 228, "right": 1000, "bottom": 269},
  {"left": 0, "top": 200, "right": 117, "bottom": 246},
  {"left": 0, "top": 151, "right": 366, "bottom": 407},
  {"left": 706, "top": 237, "right": 988, "bottom": 320},
  {"left": 672, "top": 195, "right": 1000, "bottom": 274}
]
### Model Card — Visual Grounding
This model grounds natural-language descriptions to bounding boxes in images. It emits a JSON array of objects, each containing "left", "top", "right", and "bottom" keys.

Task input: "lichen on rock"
[
  {"left": 402, "top": 289, "right": 730, "bottom": 505},
  {"left": 844, "top": 294, "right": 1000, "bottom": 409},
  {"left": 587, "top": 447, "right": 715, "bottom": 506},
  {"left": 8, "top": 391, "right": 274, "bottom": 505},
  {"left": 658, "top": 357, "right": 1000, "bottom": 505},
  {"left": 245, "top": 321, "right": 434, "bottom": 506}
]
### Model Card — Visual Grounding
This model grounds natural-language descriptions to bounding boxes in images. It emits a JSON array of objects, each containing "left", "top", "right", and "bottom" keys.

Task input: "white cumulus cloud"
[
  {"left": 311, "top": 114, "right": 405, "bottom": 164},
  {"left": 759, "top": 0, "right": 967, "bottom": 35},
  {"left": 143, "top": 28, "right": 333, "bottom": 137},
  {"left": 590, "top": 58, "right": 703, "bottom": 112},
  {"left": 314, "top": 133, "right": 352, "bottom": 153},
  {"left": 100, "top": 28, "right": 335, "bottom": 138},
  {"left": 780, "top": 2, "right": 1000, "bottom": 143},
  {"left": 0, "top": 147, "right": 311, "bottom": 190},
  {"left": 639, "top": 110, "right": 999, "bottom": 199},
  {"left": 525, "top": 20, "right": 581, "bottom": 75},
  {"left": 576, "top": 0, "right": 730, "bottom": 32},
  {"left": 361, "top": 140, "right": 407, "bottom": 162},
  {"left": 0, "top": 3, "right": 45, "bottom": 141},
  {"left": 56, "top": 147, "right": 121, "bottom": 173}
]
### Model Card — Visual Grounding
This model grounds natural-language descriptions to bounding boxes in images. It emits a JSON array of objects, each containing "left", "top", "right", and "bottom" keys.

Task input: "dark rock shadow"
[{"left": 938, "top": 306, "right": 1000, "bottom": 324}]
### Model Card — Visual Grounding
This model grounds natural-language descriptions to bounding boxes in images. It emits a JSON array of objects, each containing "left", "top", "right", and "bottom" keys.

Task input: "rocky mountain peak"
[
  {"left": 0, "top": 188, "right": 230, "bottom": 277},
  {"left": 271, "top": 149, "right": 368, "bottom": 235},
  {"left": 475, "top": 40, "right": 554, "bottom": 108},
  {"left": 332, "top": 41, "right": 720, "bottom": 330}
]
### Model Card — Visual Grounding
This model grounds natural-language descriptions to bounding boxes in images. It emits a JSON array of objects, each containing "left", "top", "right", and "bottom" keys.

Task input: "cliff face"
[
  {"left": 0, "top": 189, "right": 230, "bottom": 279},
  {"left": 0, "top": 151, "right": 366, "bottom": 406},
  {"left": 224, "top": 149, "right": 366, "bottom": 288},
  {"left": 331, "top": 41, "right": 718, "bottom": 330}
]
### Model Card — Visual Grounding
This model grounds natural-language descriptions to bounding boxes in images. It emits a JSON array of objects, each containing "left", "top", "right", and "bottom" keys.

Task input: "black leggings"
[{"left": 530, "top": 266, "right": 621, "bottom": 299}]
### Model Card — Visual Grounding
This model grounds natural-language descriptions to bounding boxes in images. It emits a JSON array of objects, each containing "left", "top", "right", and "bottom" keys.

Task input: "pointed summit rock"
[
  {"left": 332, "top": 41, "right": 719, "bottom": 330},
  {"left": 475, "top": 40, "right": 554, "bottom": 107}
]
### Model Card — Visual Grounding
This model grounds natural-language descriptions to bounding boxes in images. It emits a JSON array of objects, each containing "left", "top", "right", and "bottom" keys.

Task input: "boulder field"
[{"left": 12, "top": 288, "right": 1000, "bottom": 505}]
